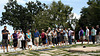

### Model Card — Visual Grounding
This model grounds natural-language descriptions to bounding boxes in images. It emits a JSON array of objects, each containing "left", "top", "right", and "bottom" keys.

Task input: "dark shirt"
[
  {"left": 96, "top": 28, "right": 100, "bottom": 35},
  {"left": 80, "top": 30, "right": 84, "bottom": 36},
  {"left": 2, "top": 29, "right": 9, "bottom": 39},
  {"left": 13, "top": 33, "right": 17, "bottom": 39}
]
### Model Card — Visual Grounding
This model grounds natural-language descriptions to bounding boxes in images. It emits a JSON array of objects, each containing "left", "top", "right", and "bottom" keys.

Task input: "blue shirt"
[
  {"left": 26, "top": 33, "right": 31, "bottom": 38},
  {"left": 34, "top": 31, "right": 40, "bottom": 38}
]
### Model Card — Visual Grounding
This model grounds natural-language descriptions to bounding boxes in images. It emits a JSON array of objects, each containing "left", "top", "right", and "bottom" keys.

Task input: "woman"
[
  {"left": 21, "top": 31, "right": 25, "bottom": 50},
  {"left": 41, "top": 29, "right": 46, "bottom": 46},
  {"left": 57, "top": 28, "right": 61, "bottom": 46},
  {"left": 26, "top": 30, "right": 32, "bottom": 49},
  {"left": 52, "top": 29, "right": 57, "bottom": 46},
  {"left": 11, "top": 30, "right": 18, "bottom": 51},
  {"left": 60, "top": 29, "right": 64, "bottom": 45}
]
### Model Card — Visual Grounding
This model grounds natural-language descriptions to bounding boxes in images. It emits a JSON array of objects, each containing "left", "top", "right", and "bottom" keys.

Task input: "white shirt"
[
  {"left": 86, "top": 29, "right": 89, "bottom": 36},
  {"left": 68, "top": 30, "right": 73, "bottom": 36},
  {"left": 20, "top": 33, "right": 25, "bottom": 40},
  {"left": 95, "top": 29, "right": 97, "bottom": 35},
  {"left": 53, "top": 32, "right": 57, "bottom": 38}
]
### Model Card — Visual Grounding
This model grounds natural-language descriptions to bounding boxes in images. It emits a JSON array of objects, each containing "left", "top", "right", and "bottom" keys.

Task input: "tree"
[
  {"left": 0, "top": 0, "right": 47, "bottom": 33},
  {"left": 49, "top": 1, "right": 73, "bottom": 27},
  {"left": 79, "top": 0, "right": 100, "bottom": 28}
]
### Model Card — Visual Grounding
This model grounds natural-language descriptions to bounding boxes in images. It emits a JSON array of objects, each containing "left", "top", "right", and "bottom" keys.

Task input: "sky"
[{"left": 0, "top": 0, "right": 88, "bottom": 41}]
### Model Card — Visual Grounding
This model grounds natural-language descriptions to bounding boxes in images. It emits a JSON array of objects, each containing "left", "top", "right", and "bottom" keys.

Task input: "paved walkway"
[{"left": 0, "top": 42, "right": 96, "bottom": 53}]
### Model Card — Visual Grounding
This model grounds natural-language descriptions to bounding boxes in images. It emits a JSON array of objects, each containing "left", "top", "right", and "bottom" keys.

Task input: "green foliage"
[
  {"left": 79, "top": 0, "right": 100, "bottom": 28},
  {"left": 0, "top": 0, "right": 73, "bottom": 33}
]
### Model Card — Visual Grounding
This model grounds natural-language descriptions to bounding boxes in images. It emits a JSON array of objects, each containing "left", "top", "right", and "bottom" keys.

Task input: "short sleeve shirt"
[
  {"left": 86, "top": 29, "right": 89, "bottom": 36},
  {"left": 34, "top": 31, "right": 40, "bottom": 38},
  {"left": 91, "top": 29, "right": 96, "bottom": 36},
  {"left": 13, "top": 33, "right": 17, "bottom": 39},
  {"left": 2, "top": 30, "right": 9, "bottom": 39}
]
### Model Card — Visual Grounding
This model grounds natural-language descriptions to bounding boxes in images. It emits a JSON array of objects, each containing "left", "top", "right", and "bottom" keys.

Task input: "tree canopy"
[{"left": 0, "top": 0, "right": 73, "bottom": 33}]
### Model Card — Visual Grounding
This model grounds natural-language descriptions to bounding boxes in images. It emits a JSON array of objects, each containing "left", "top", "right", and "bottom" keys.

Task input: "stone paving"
[{"left": 0, "top": 42, "right": 100, "bottom": 56}]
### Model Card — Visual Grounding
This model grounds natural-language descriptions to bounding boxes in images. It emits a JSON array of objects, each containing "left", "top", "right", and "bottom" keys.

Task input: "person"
[
  {"left": 2, "top": 26, "right": 10, "bottom": 52},
  {"left": 21, "top": 31, "right": 26, "bottom": 50},
  {"left": 68, "top": 28, "right": 73, "bottom": 45},
  {"left": 86, "top": 26, "right": 90, "bottom": 44},
  {"left": 79, "top": 27, "right": 84, "bottom": 44},
  {"left": 91, "top": 27, "right": 96, "bottom": 44},
  {"left": 47, "top": 27, "right": 53, "bottom": 45},
  {"left": 71, "top": 30, "right": 75, "bottom": 44},
  {"left": 11, "top": 30, "right": 18, "bottom": 51},
  {"left": 52, "top": 29, "right": 57, "bottom": 46},
  {"left": 89, "top": 30, "right": 92, "bottom": 42},
  {"left": 8, "top": 33, "right": 11, "bottom": 48},
  {"left": 41, "top": 29, "right": 46, "bottom": 47},
  {"left": 60, "top": 29, "right": 64, "bottom": 45},
  {"left": 26, "top": 30, "right": 32, "bottom": 49},
  {"left": 63, "top": 28, "right": 68, "bottom": 45},
  {"left": 57, "top": 27, "right": 61, "bottom": 46},
  {"left": 17, "top": 30, "right": 22, "bottom": 48},
  {"left": 96, "top": 25, "right": 100, "bottom": 44},
  {"left": 34, "top": 29, "right": 40, "bottom": 47},
  {"left": 83, "top": 31, "right": 86, "bottom": 41}
]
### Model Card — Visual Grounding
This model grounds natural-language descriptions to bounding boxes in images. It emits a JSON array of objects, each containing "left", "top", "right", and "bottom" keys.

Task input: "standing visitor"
[
  {"left": 83, "top": 31, "right": 86, "bottom": 41},
  {"left": 60, "top": 29, "right": 64, "bottom": 45},
  {"left": 47, "top": 27, "right": 53, "bottom": 45},
  {"left": 96, "top": 25, "right": 100, "bottom": 44},
  {"left": 63, "top": 28, "right": 68, "bottom": 45},
  {"left": 17, "top": 30, "right": 22, "bottom": 48},
  {"left": 86, "top": 26, "right": 90, "bottom": 44},
  {"left": 41, "top": 29, "right": 46, "bottom": 47},
  {"left": 89, "top": 30, "right": 92, "bottom": 42},
  {"left": 91, "top": 27, "right": 96, "bottom": 44},
  {"left": 57, "top": 27, "right": 61, "bottom": 46},
  {"left": 68, "top": 28, "right": 73, "bottom": 45},
  {"left": 79, "top": 27, "right": 84, "bottom": 44},
  {"left": 52, "top": 29, "right": 57, "bottom": 46},
  {"left": 11, "top": 30, "right": 18, "bottom": 51},
  {"left": 34, "top": 29, "right": 40, "bottom": 47},
  {"left": 8, "top": 34, "right": 11, "bottom": 48},
  {"left": 26, "top": 30, "right": 32, "bottom": 49},
  {"left": 71, "top": 30, "right": 75, "bottom": 44},
  {"left": 21, "top": 31, "right": 26, "bottom": 50},
  {"left": 2, "top": 26, "right": 10, "bottom": 52}
]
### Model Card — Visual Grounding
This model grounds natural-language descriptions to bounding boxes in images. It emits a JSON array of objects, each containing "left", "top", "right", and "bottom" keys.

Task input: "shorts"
[
  {"left": 42, "top": 38, "right": 46, "bottom": 44},
  {"left": 48, "top": 36, "right": 52, "bottom": 42},
  {"left": 64, "top": 36, "right": 68, "bottom": 41},
  {"left": 2, "top": 39, "right": 8, "bottom": 46},
  {"left": 34, "top": 37, "right": 39, "bottom": 43},
  {"left": 80, "top": 36, "right": 83, "bottom": 40},
  {"left": 13, "top": 39, "right": 18, "bottom": 47},
  {"left": 86, "top": 36, "right": 89, "bottom": 40},
  {"left": 83, "top": 36, "right": 86, "bottom": 40}
]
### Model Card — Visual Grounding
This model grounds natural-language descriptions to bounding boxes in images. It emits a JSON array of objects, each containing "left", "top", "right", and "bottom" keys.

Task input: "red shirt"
[{"left": 41, "top": 33, "right": 45, "bottom": 38}]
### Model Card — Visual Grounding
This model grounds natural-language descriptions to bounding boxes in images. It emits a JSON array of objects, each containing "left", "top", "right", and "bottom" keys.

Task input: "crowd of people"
[
  {"left": 1, "top": 25, "right": 100, "bottom": 52},
  {"left": 79, "top": 25, "right": 100, "bottom": 44}
]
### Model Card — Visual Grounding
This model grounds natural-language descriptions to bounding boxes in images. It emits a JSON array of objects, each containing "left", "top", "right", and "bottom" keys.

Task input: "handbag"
[{"left": 27, "top": 39, "right": 30, "bottom": 42}]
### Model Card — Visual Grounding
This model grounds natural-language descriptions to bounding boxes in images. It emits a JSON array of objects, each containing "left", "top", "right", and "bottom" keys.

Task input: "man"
[
  {"left": 63, "top": 28, "right": 68, "bottom": 45},
  {"left": 91, "top": 27, "right": 96, "bottom": 44},
  {"left": 17, "top": 30, "right": 22, "bottom": 48},
  {"left": 68, "top": 28, "right": 73, "bottom": 45},
  {"left": 86, "top": 26, "right": 89, "bottom": 44},
  {"left": 2, "top": 26, "right": 10, "bottom": 52},
  {"left": 79, "top": 27, "right": 84, "bottom": 44},
  {"left": 34, "top": 29, "right": 40, "bottom": 47},
  {"left": 96, "top": 25, "right": 100, "bottom": 44}
]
